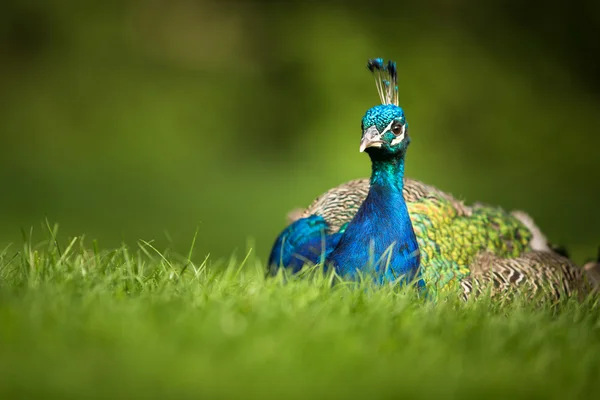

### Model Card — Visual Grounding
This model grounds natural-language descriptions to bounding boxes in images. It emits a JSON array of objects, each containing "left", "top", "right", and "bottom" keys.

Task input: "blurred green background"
[{"left": 1, "top": 0, "right": 598, "bottom": 264}]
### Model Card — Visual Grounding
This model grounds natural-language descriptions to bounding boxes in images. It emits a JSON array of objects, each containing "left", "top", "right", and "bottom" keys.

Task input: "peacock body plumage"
[
  {"left": 268, "top": 58, "right": 593, "bottom": 299},
  {"left": 278, "top": 177, "right": 592, "bottom": 299},
  {"left": 287, "top": 177, "right": 536, "bottom": 286}
]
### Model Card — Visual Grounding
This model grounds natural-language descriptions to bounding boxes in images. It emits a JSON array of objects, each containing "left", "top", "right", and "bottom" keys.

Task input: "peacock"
[{"left": 268, "top": 58, "right": 594, "bottom": 299}]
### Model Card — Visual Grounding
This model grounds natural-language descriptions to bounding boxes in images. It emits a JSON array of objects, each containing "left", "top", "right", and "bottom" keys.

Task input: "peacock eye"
[{"left": 391, "top": 123, "right": 403, "bottom": 135}]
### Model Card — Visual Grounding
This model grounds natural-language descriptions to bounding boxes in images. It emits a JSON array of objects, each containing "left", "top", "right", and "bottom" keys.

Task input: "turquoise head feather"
[{"left": 360, "top": 58, "right": 409, "bottom": 156}]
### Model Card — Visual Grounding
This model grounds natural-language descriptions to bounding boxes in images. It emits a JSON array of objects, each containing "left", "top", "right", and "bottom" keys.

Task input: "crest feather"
[{"left": 367, "top": 58, "right": 399, "bottom": 106}]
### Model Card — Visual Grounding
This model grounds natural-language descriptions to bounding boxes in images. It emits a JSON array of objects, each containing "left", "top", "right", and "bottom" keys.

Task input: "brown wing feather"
[{"left": 460, "top": 251, "right": 594, "bottom": 302}]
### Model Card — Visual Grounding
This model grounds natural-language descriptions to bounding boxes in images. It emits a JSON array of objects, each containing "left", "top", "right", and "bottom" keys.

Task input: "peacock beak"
[{"left": 359, "top": 126, "right": 383, "bottom": 152}]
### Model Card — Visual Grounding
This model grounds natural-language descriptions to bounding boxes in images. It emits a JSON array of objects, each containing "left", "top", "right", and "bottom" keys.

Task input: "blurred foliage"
[{"left": 0, "top": 0, "right": 598, "bottom": 264}]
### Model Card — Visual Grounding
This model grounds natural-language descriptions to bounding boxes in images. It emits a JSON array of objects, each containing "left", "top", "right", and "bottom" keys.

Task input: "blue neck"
[
  {"left": 328, "top": 151, "right": 421, "bottom": 286},
  {"left": 370, "top": 156, "right": 405, "bottom": 190}
]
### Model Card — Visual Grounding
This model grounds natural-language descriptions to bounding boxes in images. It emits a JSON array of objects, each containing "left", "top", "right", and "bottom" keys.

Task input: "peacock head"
[{"left": 359, "top": 58, "right": 410, "bottom": 157}]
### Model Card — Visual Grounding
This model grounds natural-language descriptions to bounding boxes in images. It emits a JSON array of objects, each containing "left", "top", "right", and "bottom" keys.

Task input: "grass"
[{"left": 1, "top": 225, "right": 599, "bottom": 400}]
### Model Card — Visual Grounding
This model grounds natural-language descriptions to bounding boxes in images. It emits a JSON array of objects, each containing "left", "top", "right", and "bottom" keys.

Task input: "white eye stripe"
[
  {"left": 390, "top": 132, "right": 405, "bottom": 146},
  {"left": 380, "top": 120, "right": 395, "bottom": 135}
]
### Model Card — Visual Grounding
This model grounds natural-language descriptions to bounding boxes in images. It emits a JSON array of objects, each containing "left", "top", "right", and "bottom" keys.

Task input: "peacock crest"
[{"left": 367, "top": 58, "right": 399, "bottom": 106}]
